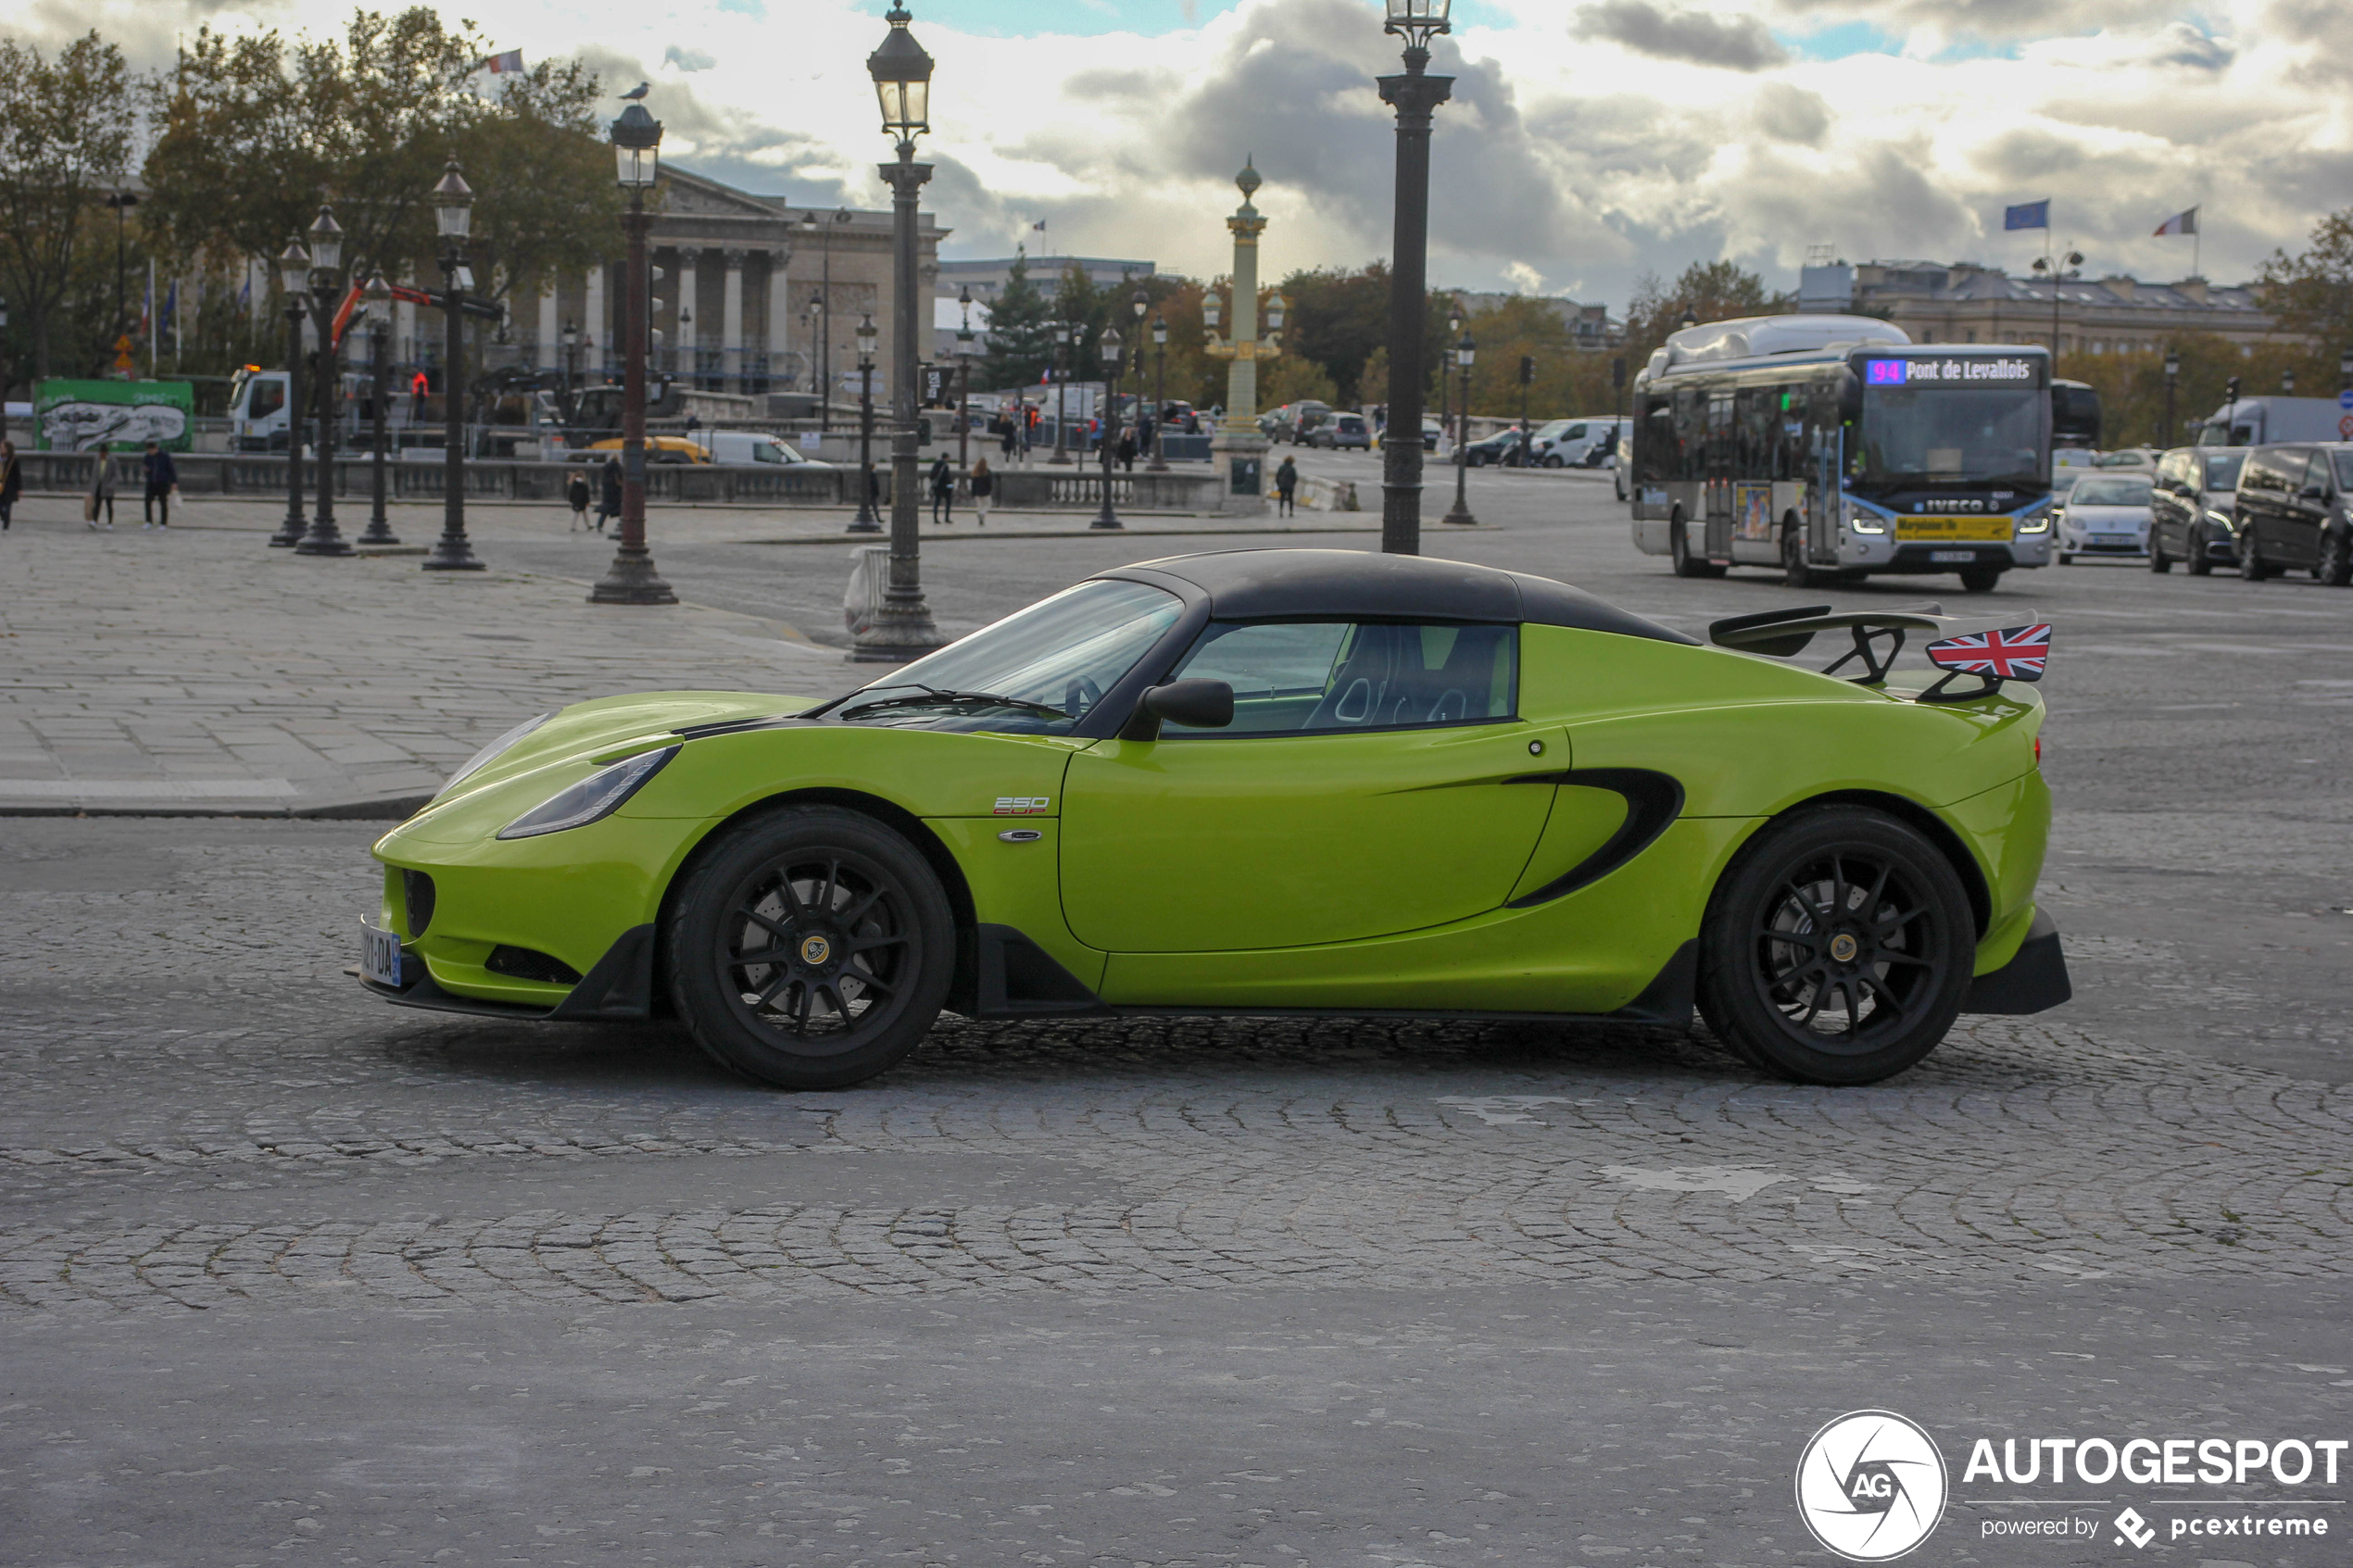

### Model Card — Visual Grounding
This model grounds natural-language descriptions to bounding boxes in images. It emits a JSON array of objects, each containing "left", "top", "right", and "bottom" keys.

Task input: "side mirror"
[
  {"left": 1119, "top": 679, "right": 1234, "bottom": 742},
  {"left": 2302, "top": 484, "right": 2328, "bottom": 501}
]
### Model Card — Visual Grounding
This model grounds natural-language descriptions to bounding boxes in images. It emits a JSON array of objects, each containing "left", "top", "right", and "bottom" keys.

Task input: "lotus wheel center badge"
[
  {"left": 799, "top": 934, "right": 833, "bottom": 967},
  {"left": 1829, "top": 933, "right": 1860, "bottom": 964}
]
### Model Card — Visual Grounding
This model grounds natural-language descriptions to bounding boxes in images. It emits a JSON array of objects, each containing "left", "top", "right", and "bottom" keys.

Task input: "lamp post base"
[
  {"left": 269, "top": 521, "right": 306, "bottom": 547},
  {"left": 849, "top": 603, "right": 944, "bottom": 663},
  {"left": 1209, "top": 427, "right": 1270, "bottom": 515},
  {"left": 357, "top": 518, "right": 400, "bottom": 546},
  {"left": 295, "top": 512, "right": 356, "bottom": 556},
  {"left": 588, "top": 548, "right": 677, "bottom": 604},
  {"left": 422, "top": 535, "right": 486, "bottom": 571}
]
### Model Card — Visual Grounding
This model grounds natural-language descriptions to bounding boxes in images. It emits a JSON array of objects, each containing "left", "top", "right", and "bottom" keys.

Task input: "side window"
[
  {"left": 1168, "top": 621, "right": 1518, "bottom": 735},
  {"left": 2306, "top": 453, "right": 2333, "bottom": 495},
  {"left": 249, "top": 380, "right": 285, "bottom": 420}
]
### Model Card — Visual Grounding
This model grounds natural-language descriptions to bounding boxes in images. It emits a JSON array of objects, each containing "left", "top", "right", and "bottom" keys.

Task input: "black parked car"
[
  {"left": 2232, "top": 444, "right": 2353, "bottom": 584},
  {"left": 2150, "top": 446, "right": 2246, "bottom": 575},
  {"left": 1464, "top": 428, "right": 1527, "bottom": 467}
]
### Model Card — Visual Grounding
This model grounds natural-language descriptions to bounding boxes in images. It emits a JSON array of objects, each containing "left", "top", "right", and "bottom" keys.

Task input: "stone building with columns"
[{"left": 501, "top": 166, "right": 946, "bottom": 405}]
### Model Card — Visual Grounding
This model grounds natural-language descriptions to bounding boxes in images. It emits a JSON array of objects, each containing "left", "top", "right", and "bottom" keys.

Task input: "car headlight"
[
  {"left": 497, "top": 746, "right": 678, "bottom": 840},
  {"left": 1843, "top": 500, "right": 1886, "bottom": 534},
  {"left": 445, "top": 712, "right": 552, "bottom": 792}
]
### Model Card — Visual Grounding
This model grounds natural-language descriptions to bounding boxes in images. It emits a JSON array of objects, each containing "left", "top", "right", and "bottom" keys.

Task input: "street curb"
[
  {"left": 0, "top": 792, "right": 431, "bottom": 822},
  {"left": 746, "top": 523, "right": 1400, "bottom": 546}
]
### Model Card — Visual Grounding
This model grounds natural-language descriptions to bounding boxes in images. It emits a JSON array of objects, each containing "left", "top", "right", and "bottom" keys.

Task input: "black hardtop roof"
[{"left": 1101, "top": 549, "right": 1697, "bottom": 645}]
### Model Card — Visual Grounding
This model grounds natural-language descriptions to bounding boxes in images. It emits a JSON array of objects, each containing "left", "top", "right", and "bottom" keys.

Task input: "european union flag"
[{"left": 2004, "top": 200, "right": 2049, "bottom": 232}]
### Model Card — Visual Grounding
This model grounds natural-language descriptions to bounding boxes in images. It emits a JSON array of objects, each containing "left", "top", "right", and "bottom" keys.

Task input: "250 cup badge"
[{"left": 1797, "top": 1411, "right": 1950, "bottom": 1562}]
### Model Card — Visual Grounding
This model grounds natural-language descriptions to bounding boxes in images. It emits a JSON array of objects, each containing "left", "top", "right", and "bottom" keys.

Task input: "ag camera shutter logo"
[{"left": 1796, "top": 1410, "right": 1949, "bottom": 1561}]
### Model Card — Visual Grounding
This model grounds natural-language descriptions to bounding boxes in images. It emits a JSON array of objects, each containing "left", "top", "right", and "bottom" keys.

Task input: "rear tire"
[
  {"left": 1670, "top": 511, "right": 1723, "bottom": 579},
  {"left": 667, "top": 806, "right": 954, "bottom": 1091},
  {"left": 1696, "top": 807, "right": 1976, "bottom": 1085}
]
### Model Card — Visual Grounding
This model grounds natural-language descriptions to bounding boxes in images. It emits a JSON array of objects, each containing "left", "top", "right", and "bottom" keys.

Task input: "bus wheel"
[
  {"left": 1958, "top": 565, "right": 2004, "bottom": 593},
  {"left": 1671, "top": 513, "right": 1722, "bottom": 579},
  {"left": 1780, "top": 520, "right": 1821, "bottom": 589}
]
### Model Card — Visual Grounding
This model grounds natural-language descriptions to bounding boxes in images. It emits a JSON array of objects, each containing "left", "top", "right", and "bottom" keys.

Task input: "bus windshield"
[{"left": 1856, "top": 387, "right": 2045, "bottom": 490}]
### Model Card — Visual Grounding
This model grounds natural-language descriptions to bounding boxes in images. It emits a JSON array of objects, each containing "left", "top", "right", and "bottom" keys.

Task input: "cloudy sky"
[{"left": 27, "top": 0, "right": 2352, "bottom": 308}]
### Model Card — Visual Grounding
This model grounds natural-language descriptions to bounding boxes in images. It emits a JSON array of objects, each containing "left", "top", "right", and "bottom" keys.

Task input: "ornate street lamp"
[
  {"left": 2031, "top": 249, "right": 2083, "bottom": 373},
  {"left": 1441, "top": 332, "right": 1477, "bottom": 527},
  {"left": 1092, "top": 324, "right": 1124, "bottom": 530},
  {"left": 1377, "top": 0, "right": 1454, "bottom": 554},
  {"left": 560, "top": 316, "right": 581, "bottom": 436},
  {"left": 1050, "top": 320, "right": 1076, "bottom": 465},
  {"left": 1678, "top": 304, "right": 1698, "bottom": 332},
  {"left": 422, "top": 161, "right": 486, "bottom": 571},
  {"left": 1147, "top": 313, "right": 1169, "bottom": 471},
  {"left": 852, "top": 3, "right": 943, "bottom": 659},
  {"left": 1441, "top": 299, "right": 1461, "bottom": 460},
  {"left": 269, "top": 237, "right": 311, "bottom": 547},
  {"left": 359, "top": 270, "right": 399, "bottom": 546},
  {"left": 293, "top": 204, "right": 355, "bottom": 556},
  {"left": 589, "top": 107, "right": 677, "bottom": 603},
  {"left": 2163, "top": 346, "right": 2180, "bottom": 449},
  {"left": 849, "top": 312, "right": 882, "bottom": 533}
]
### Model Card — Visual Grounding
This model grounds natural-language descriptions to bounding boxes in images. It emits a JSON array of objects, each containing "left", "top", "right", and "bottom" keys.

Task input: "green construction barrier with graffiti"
[{"left": 33, "top": 380, "right": 196, "bottom": 453}]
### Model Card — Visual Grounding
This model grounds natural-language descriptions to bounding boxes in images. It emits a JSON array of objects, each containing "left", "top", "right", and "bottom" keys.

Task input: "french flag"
[
  {"left": 485, "top": 48, "right": 524, "bottom": 73},
  {"left": 2153, "top": 207, "right": 2197, "bottom": 237}
]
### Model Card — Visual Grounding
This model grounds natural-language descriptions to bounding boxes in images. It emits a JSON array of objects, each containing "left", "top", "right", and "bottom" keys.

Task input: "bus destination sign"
[{"left": 1864, "top": 357, "right": 2039, "bottom": 386}]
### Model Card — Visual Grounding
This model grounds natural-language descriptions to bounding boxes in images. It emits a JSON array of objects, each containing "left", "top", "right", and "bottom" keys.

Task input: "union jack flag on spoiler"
[{"left": 1926, "top": 623, "right": 2050, "bottom": 681}]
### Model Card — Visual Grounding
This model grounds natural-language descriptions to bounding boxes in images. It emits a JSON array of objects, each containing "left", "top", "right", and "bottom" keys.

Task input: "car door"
[
  {"left": 2286, "top": 452, "right": 2334, "bottom": 565},
  {"left": 1058, "top": 620, "right": 1555, "bottom": 954}
]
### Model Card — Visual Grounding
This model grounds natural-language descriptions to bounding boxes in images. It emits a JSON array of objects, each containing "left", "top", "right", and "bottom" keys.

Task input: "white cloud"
[{"left": 23, "top": 0, "right": 2349, "bottom": 306}]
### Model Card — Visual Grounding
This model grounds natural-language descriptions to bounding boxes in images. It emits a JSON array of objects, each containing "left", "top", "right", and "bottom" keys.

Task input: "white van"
[
  {"left": 1527, "top": 416, "right": 1624, "bottom": 469},
  {"left": 698, "top": 430, "right": 836, "bottom": 470}
]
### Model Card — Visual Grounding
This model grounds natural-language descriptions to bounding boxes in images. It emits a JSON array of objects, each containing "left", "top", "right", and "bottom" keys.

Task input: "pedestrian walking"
[
  {"left": 970, "top": 456, "right": 994, "bottom": 527},
  {"left": 565, "top": 469, "right": 592, "bottom": 532},
  {"left": 1117, "top": 427, "right": 1138, "bottom": 473},
  {"left": 0, "top": 439, "right": 20, "bottom": 532},
  {"left": 929, "top": 453, "right": 955, "bottom": 524},
  {"left": 410, "top": 370, "right": 430, "bottom": 425},
  {"left": 996, "top": 411, "right": 1016, "bottom": 464},
  {"left": 140, "top": 440, "right": 178, "bottom": 528},
  {"left": 1275, "top": 454, "right": 1299, "bottom": 518},
  {"left": 598, "top": 455, "right": 622, "bottom": 533},
  {"left": 85, "top": 449, "right": 118, "bottom": 529}
]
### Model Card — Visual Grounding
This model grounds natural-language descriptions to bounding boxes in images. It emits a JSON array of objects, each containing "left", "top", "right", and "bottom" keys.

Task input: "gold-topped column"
[{"left": 1205, "top": 159, "right": 1280, "bottom": 513}]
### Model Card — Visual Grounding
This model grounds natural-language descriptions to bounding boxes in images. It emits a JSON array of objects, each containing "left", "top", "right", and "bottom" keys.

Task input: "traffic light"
[
  {"left": 2223, "top": 375, "right": 2240, "bottom": 406},
  {"left": 1612, "top": 355, "right": 1627, "bottom": 389},
  {"left": 1518, "top": 355, "right": 1534, "bottom": 385}
]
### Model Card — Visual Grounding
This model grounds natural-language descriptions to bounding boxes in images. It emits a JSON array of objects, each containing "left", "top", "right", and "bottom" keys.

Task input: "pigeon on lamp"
[{"left": 619, "top": 82, "right": 650, "bottom": 100}]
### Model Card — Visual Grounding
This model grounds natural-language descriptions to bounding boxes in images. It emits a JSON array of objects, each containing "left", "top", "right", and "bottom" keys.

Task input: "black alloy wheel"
[
  {"left": 2186, "top": 526, "right": 2214, "bottom": 576},
  {"left": 2317, "top": 529, "right": 2351, "bottom": 587},
  {"left": 2239, "top": 528, "right": 2274, "bottom": 581},
  {"left": 669, "top": 806, "right": 954, "bottom": 1090},
  {"left": 1697, "top": 807, "right": 1976, "bottom": 1085},
  {"left": 1670, "top": 511, "right": 1723, "bottom": 579}
]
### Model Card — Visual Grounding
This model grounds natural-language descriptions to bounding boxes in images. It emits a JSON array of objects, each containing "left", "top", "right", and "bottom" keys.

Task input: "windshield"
[
  {"left": 2070, "top": 476, "right": 2151, "bottom": 507},
  {"left": 834, "top": 579, "right": 1181, "bottom": 734},
  {"left": 1857, "top": 387, "right": 2046, "bottom": 489},
  {"left": 2203, "top": 453, "right": 2246, "bottom": 490}
]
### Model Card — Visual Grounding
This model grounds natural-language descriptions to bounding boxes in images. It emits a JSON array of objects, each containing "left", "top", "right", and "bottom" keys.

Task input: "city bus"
[{"left": 1627, "top": 314, "right": 2056, "bottom": 592}]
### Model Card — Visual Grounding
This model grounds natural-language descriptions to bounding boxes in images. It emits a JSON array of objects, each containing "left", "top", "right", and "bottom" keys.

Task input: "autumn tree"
[
  {"left": 0, "top": 31, "right": 137, "bottom": 381},
  {"left": 1621, "top": 258, "right": 1789, "bottom": 370},
  {"left": 2259, "top": 208, "right": 2353, "bottom": 350}
]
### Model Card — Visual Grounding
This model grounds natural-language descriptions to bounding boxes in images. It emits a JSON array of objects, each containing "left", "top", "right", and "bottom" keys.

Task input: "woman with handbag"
[{"left": 85, "top": 449, "right": 117, "bottom": 530}]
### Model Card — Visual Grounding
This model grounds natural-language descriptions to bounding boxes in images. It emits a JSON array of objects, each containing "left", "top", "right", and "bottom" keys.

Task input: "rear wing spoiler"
[{"left": 1710, "top": 605, "right": 2050, "bottom": 703}]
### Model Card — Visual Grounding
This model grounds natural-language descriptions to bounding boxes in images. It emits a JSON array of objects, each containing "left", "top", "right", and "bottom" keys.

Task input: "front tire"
[
  {"left": 2186, "top": 527, "right": 2214, "bottom": 575},
  {"left": 2318, "top": 528, "right": 2351, "bottom": 586},
  {"left": 2239, "top": 529, "right": 2274, "bottom": 581},
  {"left": 1781, "top": 519, "right": 1820, "bottom": 589},
  {"left": 1696, "top": 807, "right": 1976, "bottom": 1085},
  {"left": 2149, "top": 534, "right": 2172, "bottom": 572},
  {"left": 1958, "top": 565, "right": 2004, "bottom": 593},
  {"left": 668, "top": 806, "right": 954, "bottom": 1091}
]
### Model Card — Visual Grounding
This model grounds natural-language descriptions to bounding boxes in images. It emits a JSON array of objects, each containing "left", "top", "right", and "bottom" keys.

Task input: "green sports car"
[{"left": 358, "top": 549, "right": 2068, "bottom": 1089}]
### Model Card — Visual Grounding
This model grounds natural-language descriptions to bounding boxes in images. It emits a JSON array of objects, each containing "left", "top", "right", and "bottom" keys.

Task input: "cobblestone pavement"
[{"left": 4, "top": 818, "right": 2351, "bottom": 1564}]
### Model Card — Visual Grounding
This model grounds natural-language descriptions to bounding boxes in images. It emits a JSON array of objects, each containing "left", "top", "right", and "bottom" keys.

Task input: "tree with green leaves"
[
  {"left": 1622, "top": 259, "right": 1789, "bottom": 368},
  {"left": 2259, "top": 208, "right": 2353, "bottom": 351},
  {"left": 143, "top": 9, "right": 617, "bottom": 320},
  {"left": 979, "top": 247, "right": 1056, "bottom": 391},
  {"left": 0, "top": 31, "right": 136, "bottom": 382}
]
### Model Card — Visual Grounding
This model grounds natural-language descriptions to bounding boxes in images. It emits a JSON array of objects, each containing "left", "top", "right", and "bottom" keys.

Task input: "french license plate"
[
  {"left": 1896, "top": 516, "right": 2012, "bottom": 542},
  {"left": 360, "top": 921, "right": 404, "bottom": 988},
  {"left": 1929, "top": 549, "right": 1977, "bottom": 563}
]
